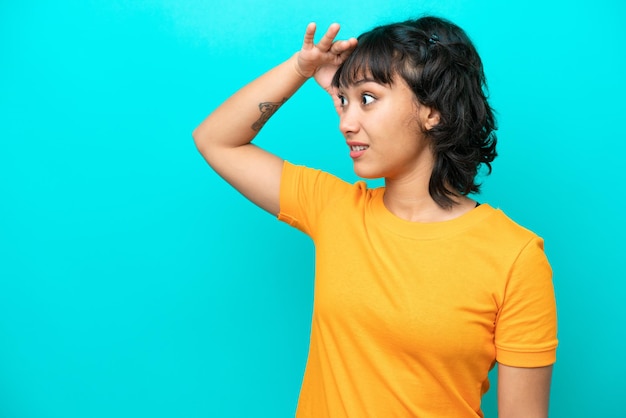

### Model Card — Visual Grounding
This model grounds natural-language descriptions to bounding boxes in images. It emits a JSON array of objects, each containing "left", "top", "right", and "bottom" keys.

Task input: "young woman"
[{"left": 193, "top": 16, "right": 557, "bottom": 418}]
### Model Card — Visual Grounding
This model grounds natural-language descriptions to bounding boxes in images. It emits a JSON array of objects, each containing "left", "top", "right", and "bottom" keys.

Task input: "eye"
[
  {"left": 361, "top": 94, "right": 375, "bottom": 105},
  {"left": 337, "top": 94, "right": 348, "bottom": 107}
]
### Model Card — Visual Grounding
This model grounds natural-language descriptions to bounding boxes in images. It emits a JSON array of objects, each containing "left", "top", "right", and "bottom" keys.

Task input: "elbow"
[
  {"left": 192, "top": 127, "right": 202, "bottom": 150},
  {"left": 192, "top": 126, "right": 209, "bottom": 156},
  {"left": 192, "top": 126, "right": 221, "bottom": 169}
]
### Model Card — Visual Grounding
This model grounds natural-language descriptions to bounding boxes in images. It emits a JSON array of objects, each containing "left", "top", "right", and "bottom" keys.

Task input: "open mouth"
[{"left": 349, "top": 144, "right": 369, "bottom": 159}]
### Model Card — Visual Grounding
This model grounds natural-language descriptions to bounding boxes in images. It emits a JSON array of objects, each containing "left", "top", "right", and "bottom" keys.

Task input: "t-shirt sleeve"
[
  {"left": 494, "top": 237, "right": 558, "bottom": 367},
  {"left": 277, "top": 161, "right": 352, "bottom": 238}
]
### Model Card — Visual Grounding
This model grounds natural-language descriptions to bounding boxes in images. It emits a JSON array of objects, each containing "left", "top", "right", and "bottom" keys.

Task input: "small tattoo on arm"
[{"left": 251, "top": 98, "right": 287, "bottom": 132}]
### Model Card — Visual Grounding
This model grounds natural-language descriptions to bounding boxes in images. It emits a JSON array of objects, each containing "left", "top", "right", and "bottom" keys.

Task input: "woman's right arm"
[{"left": 192, "top": 23, "right": 357, "bottom": 215}]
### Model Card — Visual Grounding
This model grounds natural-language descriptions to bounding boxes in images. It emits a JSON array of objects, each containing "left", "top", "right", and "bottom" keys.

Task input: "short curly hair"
[{"left": 332, "top": 16, "right": 497, "bottom": 209}]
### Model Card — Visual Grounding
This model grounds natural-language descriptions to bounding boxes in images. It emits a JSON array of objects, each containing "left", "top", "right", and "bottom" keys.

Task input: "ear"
[{"left": 421, "top": 106, "right": 441, "bottom": 131}]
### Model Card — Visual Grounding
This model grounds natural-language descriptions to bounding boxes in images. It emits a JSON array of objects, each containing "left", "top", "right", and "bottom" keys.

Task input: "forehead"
[
  {"left": 339, "top": 74, "right": 395, "bottom": 90},
  {"left": 337, "top": 64, "right": 415, "bottom": 95}
]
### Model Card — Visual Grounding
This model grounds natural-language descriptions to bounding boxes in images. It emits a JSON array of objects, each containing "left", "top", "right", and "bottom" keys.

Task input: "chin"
[{"left": 353, "top": 164, "right": 384, "bottom": 180}]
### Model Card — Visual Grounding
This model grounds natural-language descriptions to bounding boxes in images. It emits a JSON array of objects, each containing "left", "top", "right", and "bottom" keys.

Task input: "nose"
[{"left": 339, "top": 105, "right": 360, "bottom": 137}]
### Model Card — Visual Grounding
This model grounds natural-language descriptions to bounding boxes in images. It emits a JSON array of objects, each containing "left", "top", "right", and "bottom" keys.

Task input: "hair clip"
[{"left": 429, "top": 34, "right": 440, "bottom": 45}]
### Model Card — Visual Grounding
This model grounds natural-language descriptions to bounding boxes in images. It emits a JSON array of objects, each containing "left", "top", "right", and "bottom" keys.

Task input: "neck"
[{"left": 383, "top": 177, "right": 476, "bottom": 223}]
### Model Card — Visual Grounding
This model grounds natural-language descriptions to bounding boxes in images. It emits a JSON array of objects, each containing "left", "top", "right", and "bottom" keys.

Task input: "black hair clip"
[{"left": 429, "top": 34, "right": 440, "bottom": 45}]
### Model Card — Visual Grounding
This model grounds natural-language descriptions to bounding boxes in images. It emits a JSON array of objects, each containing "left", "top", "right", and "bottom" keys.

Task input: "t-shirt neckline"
[{"left": 368, "top": 189, "right": 494, "bottom": 240}]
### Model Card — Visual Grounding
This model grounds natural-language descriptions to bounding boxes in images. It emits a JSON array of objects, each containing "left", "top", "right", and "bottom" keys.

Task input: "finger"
[
  {"left": 301, "top": 22, "right": 317, "bottom": 50},
  {"left": 330, "top": 37, "right": 357, "bottom": 55},
  {"left": 340, "top": 38, "right": 358, "bottom": 56},
  {"left": 316, "top": 23, "right": 341, "bottom": 51}
]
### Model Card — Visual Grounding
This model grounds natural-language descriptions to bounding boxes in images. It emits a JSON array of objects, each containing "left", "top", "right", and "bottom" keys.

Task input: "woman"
[{"left": 193, "top": 16, "right": 557, "bottom": 418}]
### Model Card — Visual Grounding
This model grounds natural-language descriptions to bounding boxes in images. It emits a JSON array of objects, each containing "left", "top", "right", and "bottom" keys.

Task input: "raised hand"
[{"left": 294, "top": 23, "right": 357, "bottom": 94}]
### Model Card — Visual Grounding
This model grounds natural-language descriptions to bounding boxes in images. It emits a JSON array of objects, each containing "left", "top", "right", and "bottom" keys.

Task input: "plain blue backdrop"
[{"left": 1, "top": 0, "right": 625, "bottom": 417}]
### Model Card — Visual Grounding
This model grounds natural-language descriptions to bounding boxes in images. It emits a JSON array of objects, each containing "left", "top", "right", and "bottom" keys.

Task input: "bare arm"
[
  {"left": 192, "top": 23, "right": 357, "bottom": 215},
  {"left": 498, "top": 364, "right": 553, "bottom": 418}
]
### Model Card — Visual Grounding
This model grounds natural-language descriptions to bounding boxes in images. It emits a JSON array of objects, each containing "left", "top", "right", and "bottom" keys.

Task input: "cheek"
[
  {"left": 404, "top": 110, "right": 423, "bottom": 131},
  {"left": 408, "top": 114, "right": 428, "bottom": 142}
]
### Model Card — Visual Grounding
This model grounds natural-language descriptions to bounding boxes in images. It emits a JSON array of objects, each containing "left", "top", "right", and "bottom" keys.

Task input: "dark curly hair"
[{"left": 332, "top": 16, "right": 497, "bottom": 209}]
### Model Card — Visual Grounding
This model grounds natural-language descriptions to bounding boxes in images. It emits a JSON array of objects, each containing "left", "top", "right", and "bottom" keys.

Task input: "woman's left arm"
[{"left": 498, "top": 364, "right": 553, "bottom": 418}]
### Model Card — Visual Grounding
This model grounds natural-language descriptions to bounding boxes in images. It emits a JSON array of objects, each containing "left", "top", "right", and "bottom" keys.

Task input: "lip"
[{"left": 347, "top": 142, "right": 369, "bottom": 159}]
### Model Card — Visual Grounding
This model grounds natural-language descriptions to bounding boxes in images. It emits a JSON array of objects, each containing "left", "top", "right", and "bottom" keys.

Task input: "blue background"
[{"left": 1, "top": 0, "right": 625, "bottom": 417}]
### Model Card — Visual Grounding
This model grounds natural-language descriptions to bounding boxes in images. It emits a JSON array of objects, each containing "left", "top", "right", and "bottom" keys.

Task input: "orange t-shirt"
[{"left": 278, "top": 162, "right": 558, "bottom": 418}]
